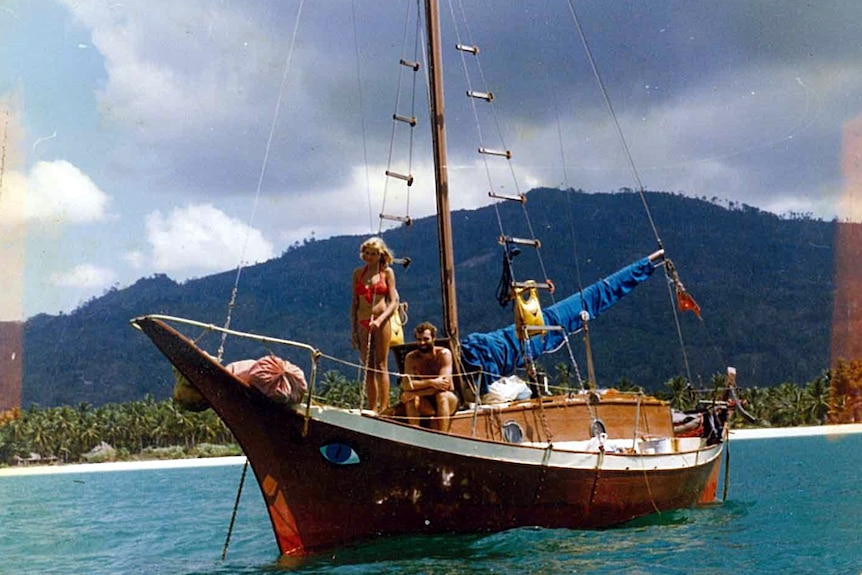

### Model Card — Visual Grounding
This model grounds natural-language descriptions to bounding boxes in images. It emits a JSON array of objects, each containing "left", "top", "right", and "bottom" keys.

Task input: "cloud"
[
  {"left": 0, "top": 160, "right": 111, "bottom": 225},
  {"left": 6, "top": 0, "right": 861, "bottom": 323},
  {"left": 49, "top": 1, "right": 862, "bottom": 229},
  {"left": 124, "top": 250, "right": 145, "bottom": 269},
  {"left": 145, "top": 203, "right": 275, "bottom": 273},
  {"left": 255, "top": 158, "right": 511, "bottom": 250},
  {"left": 50, "top": 264, "right": 116, "bottom": 289},
  {"left": 58, "top": 1, "right": 306, "bottom": 195}
]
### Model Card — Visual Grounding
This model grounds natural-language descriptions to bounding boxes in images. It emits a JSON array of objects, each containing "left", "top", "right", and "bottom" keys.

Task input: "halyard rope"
[{"left": 221, "top": 458, "right": 249, "bottom": 560}]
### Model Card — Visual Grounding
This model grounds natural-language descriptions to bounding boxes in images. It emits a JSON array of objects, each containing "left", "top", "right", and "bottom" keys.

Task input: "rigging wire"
[
  {"left": 378, "top": 0, "right": 421, "bottom": 234},
  {"left": 448, "top": 0, "right": 510, "bottom": 243},
  {"left": 351, "top": 0, "right": 378, "bottom": 402},
  {"left": 221, "top": 458, "right": 249, "bottom": 560},
  {"left": 448, "top": 0, "right": 560, "bottom": 304},
  {"left": 554, "top": 107, "right": 587, "bottom": 392},
  {"left": 403, "top": 8, "right": 422, "bottom": 226},
  {"left": 447, "top": 0, "right": 569, "bottom": 390},
  {"left": 218, "top": 0, "right": 306, "bottom": 561},
  {"left": 663, "top": 269, "right": 695, "bottom": 385},
  {"left": 564, "top": 0, "right": 663, "bottom": 252},
  {"left": 563, "top": 0, "right": 706, "bottom": 385},
  {"left": 351, "top": 0, "right": 375, "bottom": 234},
  {"left": 217, "top": 0, "right": 307, "bottom": 362},
  {"left": 356, "top": 0, "right": 422, "bottom": 407}
]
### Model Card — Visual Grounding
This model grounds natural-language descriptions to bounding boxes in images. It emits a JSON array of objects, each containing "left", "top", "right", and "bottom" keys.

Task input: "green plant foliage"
[{"left": 0, "top": 398, "right": 236, "bottom": 466}]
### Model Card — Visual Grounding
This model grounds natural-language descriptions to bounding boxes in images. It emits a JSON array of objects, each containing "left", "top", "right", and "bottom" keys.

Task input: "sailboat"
[{"left": 132, "top": 0, "right": 736, "bottom": 558}]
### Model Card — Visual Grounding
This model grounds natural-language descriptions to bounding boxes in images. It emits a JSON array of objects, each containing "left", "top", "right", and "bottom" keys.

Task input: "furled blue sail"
[{"left": 460, "top": 255, "right": 659, "bottom": 393}]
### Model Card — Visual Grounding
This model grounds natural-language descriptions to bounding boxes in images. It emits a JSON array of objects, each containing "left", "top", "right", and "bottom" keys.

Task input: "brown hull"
[{"left": 134, "top": 316, "right": 723, "bottom": 557}]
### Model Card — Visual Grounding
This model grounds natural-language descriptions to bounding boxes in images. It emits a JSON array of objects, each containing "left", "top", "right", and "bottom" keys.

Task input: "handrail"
[{"left": 130, "top": 314, "right": 318, "bottom": 355}]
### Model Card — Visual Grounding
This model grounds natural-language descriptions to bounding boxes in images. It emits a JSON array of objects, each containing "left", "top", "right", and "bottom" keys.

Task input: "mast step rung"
[
  {"left": 385, "top": 170, "right": 414, "bottom": 186},
  {"left": 400, "top": 58, "right": 420, "bottom": 71},
  {"left": 456, "top": 44, "right": 479, "bottom": 55},
  {"left": 512, "top": 281, "right": 553, "bottom": 291},
  {"left": 488, "top": 191, "right": 526, "bottom": 203},
  {"left": 478, "top": 147, "right": 512, "bottom": 159},
  {"left": 392, "top": 256, "right": 412, "bottom": 268},
  {"left": 379, "top": 213, "right": 413, "bottom": 225},
  {"left": 393, "top": 114, "right": 417, "bottom": 126},
  {"left": 499, "top": 236, "right": 541, "bottom": 249},
  {"left": 467, "top": 90, "right": 494, "bottom": 102}
]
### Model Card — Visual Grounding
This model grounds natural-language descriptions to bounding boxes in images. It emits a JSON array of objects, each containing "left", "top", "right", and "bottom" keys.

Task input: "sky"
[{"left": 1, "top": 0, "right": 861, "bottom": 321}]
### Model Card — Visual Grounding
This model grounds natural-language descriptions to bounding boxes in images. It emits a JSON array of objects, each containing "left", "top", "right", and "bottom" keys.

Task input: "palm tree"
[
  {"left": 737, "top": 386, "right": 767, "bottom": 426},
  {"left": 319, "top": 370, "right": 362, "bottom": 408},
  {"left": 554, "top": 362, "right": 581, "bottom": 392},
  {"left": 615, "top": 377, "right": 643, "bottom": 394},
  {"left": 126, "top": 399, "right": 151, "bottom": 453},
  {"left": 801, "top": 372, "right": 831, "bottom": 425},
  {"left": 764, "top": 382, "right": 803, "bottom": 427},
  {"left": 662, "top": 376, "right": 695, "bottom": 411},
  {"left": 194, "top": 411, "right": 226, "bottom": 444},
  {"left": 48, "top": 406, "right": 76, "bottom": 461}
]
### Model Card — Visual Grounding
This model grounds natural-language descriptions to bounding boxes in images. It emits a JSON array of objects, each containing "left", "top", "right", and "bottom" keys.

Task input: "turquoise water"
[{"left": 1, "top": 434, "right": 861, "bottom": 574}]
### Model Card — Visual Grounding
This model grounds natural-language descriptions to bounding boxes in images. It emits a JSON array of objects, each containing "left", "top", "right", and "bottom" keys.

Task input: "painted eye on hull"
[{"left": 319, "top": 443, "right": 360, "bottom": 465}]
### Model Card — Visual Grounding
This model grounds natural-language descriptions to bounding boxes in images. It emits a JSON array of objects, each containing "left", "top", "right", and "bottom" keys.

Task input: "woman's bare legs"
[
  {"left": 375, "top": 321, "right": 391, "bottom": 411},
  {"left": 359, "top": 323, "right": 391, "bottom": 412}
]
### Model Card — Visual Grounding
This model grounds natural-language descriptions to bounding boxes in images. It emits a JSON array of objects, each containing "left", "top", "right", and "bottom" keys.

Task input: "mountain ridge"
[{"left": 16, "top": 188, "right": 838, "bottom": 407}]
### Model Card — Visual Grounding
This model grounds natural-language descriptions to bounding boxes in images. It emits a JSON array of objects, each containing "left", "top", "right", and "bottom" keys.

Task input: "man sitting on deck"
[{"left": 402, "top": 322, "right": 459, "bottom": 432}]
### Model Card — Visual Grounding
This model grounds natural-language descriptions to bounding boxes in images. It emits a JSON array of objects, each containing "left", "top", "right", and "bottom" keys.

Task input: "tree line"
[
  {"left": 4, "top": 358, "right": 861, "bottom": 467},
  {"left": 0, "top": 396, "right": 237, "bottom": 465}
]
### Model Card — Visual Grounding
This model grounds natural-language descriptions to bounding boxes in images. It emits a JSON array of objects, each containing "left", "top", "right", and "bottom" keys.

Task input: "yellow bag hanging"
[
  {"left": 389, "top": 302, "right": 408, "bottom": 346},
  {"left": 513, "top": 281, "right": 546, "bottom": 340}
]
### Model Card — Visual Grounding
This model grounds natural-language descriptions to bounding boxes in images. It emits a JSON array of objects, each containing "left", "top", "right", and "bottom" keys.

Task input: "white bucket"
[{"left": 642, "top": 437, "right": 672, "bottom": 454}]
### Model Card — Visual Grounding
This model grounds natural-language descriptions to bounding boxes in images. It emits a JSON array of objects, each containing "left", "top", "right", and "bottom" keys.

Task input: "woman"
[{"left": 351, "top": 237, "right": 399, "bottom": 413}]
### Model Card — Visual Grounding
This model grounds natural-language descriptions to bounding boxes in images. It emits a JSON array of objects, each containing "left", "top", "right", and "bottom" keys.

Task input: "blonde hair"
[{"left": 360, "top": 236, "right": 394, "bottom": 266}]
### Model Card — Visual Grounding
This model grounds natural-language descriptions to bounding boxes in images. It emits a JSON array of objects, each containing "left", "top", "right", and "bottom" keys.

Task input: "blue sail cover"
[{"left": 460, "top": 256, "right": 658, "bottom": 393}]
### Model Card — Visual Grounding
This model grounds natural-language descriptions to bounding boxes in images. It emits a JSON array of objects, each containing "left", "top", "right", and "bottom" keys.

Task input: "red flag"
[{"left": 676, "top": 288, "right": 701, "bottom": 318}]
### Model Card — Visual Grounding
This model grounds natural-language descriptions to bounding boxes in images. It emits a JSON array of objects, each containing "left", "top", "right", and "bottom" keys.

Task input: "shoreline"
[
  {"left": 0, "top": 455, "right": 247, "bottom": 477},
  {"left": 3, "top": 424, "right": 862, "bottom": 478},
  {"left": 728, "top": 422, "right": 862, "bottom": 440}
]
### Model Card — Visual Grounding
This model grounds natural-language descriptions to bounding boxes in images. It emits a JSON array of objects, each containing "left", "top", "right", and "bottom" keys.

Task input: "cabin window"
[
  {"left": 590, "top": 419, "right": 606, "bottom": 438},
  {"left": 502, "top": 420, "right": 524, "bottom": 443}
]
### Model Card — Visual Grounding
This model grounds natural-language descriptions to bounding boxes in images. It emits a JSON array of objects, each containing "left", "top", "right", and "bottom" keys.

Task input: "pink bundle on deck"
[
  {"left": 226, "top": 359, "right": 257, "bottom": 384},
  {"left": 226, "top": 355, "right": 308, "bottom": 404}
]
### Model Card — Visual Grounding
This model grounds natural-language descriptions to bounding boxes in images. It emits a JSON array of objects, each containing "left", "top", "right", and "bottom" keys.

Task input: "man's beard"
[{"left": 417, "top": 342, "right": 434, "bottom": 353}]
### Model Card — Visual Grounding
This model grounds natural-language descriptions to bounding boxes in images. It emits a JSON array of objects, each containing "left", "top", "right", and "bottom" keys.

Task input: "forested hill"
[{"left": 20, "top": 188, "right": 839, "bottom": 408}]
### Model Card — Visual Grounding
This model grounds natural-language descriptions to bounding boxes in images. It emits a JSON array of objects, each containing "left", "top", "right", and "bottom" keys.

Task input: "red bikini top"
[{"left": 355, "top": 266, "right": 388, "bottom": 302}]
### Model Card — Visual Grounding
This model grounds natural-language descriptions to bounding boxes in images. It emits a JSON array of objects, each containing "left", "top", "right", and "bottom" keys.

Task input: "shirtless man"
[{"left": 402, "top": 322, "right": 459, "bottom": 431}]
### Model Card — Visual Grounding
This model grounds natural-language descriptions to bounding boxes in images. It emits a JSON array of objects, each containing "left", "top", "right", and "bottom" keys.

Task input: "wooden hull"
[{"left": 134, "top": 317, "right": 724, "bottom": 557}]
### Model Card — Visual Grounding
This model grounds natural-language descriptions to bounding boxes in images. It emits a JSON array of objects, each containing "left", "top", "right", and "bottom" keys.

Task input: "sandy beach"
[
  {"left": 728, "top": 423, "right": 862, "bottom": 440},
  {"left": 2, "top": 424, "right": 862, "bottom": 477},
  {"left": 0, "top": 455, "right": 247, "bottom": 477}
]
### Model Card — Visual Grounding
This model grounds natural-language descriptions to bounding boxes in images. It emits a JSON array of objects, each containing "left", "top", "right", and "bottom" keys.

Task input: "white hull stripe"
[{"left": 299, "top": 404, "right": 722, "bottom": 472}]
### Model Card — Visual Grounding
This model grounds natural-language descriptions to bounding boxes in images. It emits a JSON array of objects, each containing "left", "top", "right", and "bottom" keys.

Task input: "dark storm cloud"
[{"left": 75, "top": 0, "right": 862, "bottom": 222}]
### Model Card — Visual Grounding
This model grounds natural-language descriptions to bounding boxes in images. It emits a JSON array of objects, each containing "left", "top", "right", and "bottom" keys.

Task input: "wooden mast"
[{"left": 424, "top": 0, "right": 460, "bottom": 346}]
